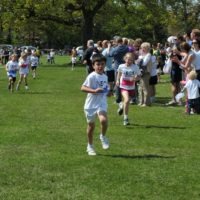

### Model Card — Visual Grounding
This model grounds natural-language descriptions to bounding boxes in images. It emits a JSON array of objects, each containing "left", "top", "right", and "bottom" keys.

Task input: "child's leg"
[
  {"left": 98, "top": 111, "right": 108, "bottom": 136},
  {"left": 98, "top": 111, "right": 109, "bottom": 149},
  {"left": 85, "top": 110, "right": 97, "bottom": 155},
  {"left": 16, "top": 75, "right": 23, "bottom": 90},
  {"left": 32, "top": 67, "right": 36, "bottom": 78},
  {"left": 10, "top": 77, "right": 15, "bottom": 92},
  {"left": 187, "top": 99, "right": 192, "bottom": 114},
  {"left": 72, "top": 63, "right": 74, "bottom": 70},
  {"left": 87, "top": 122, "right": 95, "bottom": 145},
  {"left": 12, "top": 77, "right": 16, "bottom": 91},
  {"left": 8, "top": 77, "right": 12, "bottom": 90},
  {"left": 121, "top": 91, "right": 130, "bottom": 118},
  {"left": 24, "top": 75, "right": 28, "bottom": 86},
  {"left": 194, "top": 99, "right": 200, "bottom": 114}
]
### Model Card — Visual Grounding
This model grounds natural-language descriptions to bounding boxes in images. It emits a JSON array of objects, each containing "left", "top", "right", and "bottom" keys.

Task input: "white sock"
[
  {"left": 119, "top": 102, "right": 123, "bottom": 109},
  {"left": 100, "top": 133, "right": 105, "bottom": 139},
  {"left": 124, "top": 115, "right": 128, "bottom": 120},
  {"left": 87, "top": 144, "right": 93, "bottom": 148}
]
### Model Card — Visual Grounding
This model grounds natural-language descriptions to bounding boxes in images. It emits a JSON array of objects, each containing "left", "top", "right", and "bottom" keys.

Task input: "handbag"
[{"left": 163, "top": 58, "right": 172, "bottom": 74}]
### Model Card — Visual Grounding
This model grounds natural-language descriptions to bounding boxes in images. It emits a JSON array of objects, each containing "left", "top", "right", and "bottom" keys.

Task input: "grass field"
[{"left": 0, "top": 55, "right": 200, "bottom": 200}]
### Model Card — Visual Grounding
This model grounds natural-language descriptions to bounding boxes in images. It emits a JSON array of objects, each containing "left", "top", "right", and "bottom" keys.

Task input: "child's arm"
[
  {"left": 181, "top": 85, "right": 186, "bottom": 93},
  {"left": 116, "top": 71, "right": 122, "bottom": 86},
  {"left": 133, "top": 75, "right": 141, "bottom": 82},
  {"left": 5, "top": 63, "right": 9, "bottom": 71},
  {"left": 81, "top": 85, "right": 103, "bottom": 94}
]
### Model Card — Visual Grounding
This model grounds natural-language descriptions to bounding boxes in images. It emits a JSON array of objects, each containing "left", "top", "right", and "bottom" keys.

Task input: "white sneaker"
[
  {"left": 190, "top": 110, "right": 194, "bottom": 115},
  {"left": 123, "top": 119, "right": 130, "bottom": 126},
  {"left": 100, "top": 134, "right": 109, "bottom": 149},
  {"left": 25, "top": 86, "right": 29, "bottom": 90},
  {"left": 166, "top": 100, "right": 176, "bottom": 106},
  {"left": 86, "top": 146, "right": 96, "bottom": 156}
]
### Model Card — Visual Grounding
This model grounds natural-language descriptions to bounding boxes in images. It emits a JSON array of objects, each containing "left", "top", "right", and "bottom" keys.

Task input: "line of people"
[
  {"left": 82, "top": 37, "right": 159, "bottom": 126},
  {"left": 165, "top": 29, "right": 200, "bottom": 114},
  {"left": 81, "top": 29, "right": 200, "bottom": 155}
]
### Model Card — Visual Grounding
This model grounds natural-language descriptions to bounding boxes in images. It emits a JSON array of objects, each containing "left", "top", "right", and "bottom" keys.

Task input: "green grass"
[{"left": 0, "top": 55, "right": 200, "bottom": 200}]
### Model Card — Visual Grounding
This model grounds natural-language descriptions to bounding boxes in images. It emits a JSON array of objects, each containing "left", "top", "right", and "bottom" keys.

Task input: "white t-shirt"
[
  {"left": 183, "top": 79, "right": 200, "bottom": 99},
  {"left": 18, "top": 59, "right": 30, "bottom": 75},
  {"left": 192, "top": 50, "right": 200, "bottom": 70},
  {"left": 30, "top": 56, "right": 39, "bottom": 67},
  {"left": 82, "top": 72, "right": 108, "bottom": 111},
  {"left": 118, "top": 63, "right": 141, "bottom": 90},
  {"left": 151, "top": 56, "right": 158, "bottom": 76},
  {"left": 50, "top": 51, "right": 55, "bottom": 58},
  {"left": 6, "top": 61, "right": 18, "bottom": 77}
]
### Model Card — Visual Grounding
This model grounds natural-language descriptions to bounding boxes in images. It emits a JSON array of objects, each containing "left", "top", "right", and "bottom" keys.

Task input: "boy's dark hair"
[{"left": 92, "top": 54, "right": 106, "bottom": 65}]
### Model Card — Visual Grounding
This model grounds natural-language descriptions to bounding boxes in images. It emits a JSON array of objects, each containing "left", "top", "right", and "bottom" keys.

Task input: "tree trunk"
[{"left": 82, "top": 13, "right": 94, "bottom": 49}]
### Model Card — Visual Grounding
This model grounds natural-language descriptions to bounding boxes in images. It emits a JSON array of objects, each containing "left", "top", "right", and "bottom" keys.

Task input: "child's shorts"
[
  {"left": 84, "top": 108, "right": 107, "bottom": 123},
  {"left": 72, "top": 57, "right": 76, "bottom": 64},
  {"left": 121, "top": 89, "right": 135, "bottom": 97},
  {"left": 31, "top": 66, "right": 37, "bottom": 70}
]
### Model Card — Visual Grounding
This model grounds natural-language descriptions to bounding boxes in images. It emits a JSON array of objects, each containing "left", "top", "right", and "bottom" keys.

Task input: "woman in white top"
[
  {"left": 136, "top": 42, "right": 152, "bottom": 106},
  {"left": 191, "top": 39, "right": 200, "bottom": 80}
]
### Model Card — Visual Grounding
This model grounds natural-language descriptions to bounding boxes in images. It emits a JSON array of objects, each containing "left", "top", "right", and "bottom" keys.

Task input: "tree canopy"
[{"left": 0, "top": 0, "right": 199, "bottom": 48}]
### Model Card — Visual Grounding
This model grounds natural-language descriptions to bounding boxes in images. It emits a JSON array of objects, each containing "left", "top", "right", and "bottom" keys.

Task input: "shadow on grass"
[
  {"left": 16, "top": 91, "right": 52, "bottom": 95},
  {"left": 125, "top": 123, "right": 186, "bottom": 129},
  {"left": 99, "top": 154, "right": 175, "bottom": 159},
  {"left": 153, "top": 96, "right": 171, "bottom": 105},
  {"left": 41, "top": 63, "right": 84, "bottom": 68}
]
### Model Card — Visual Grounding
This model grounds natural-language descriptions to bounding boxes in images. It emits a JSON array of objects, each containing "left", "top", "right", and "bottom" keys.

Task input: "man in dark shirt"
[{"left": 82, "top": 40, "right": 96, "bottom": 74}]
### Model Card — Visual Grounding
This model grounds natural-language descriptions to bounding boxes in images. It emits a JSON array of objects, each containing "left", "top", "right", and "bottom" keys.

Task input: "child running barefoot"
[
  {"left": 116, "top": 53, "right": 141, "bottom": 126},
  {"left": 81, "top": 54, "right": 111, "bottom": 156},
  {"left": 6, "top": 54, "right": 18, "bottom": 92},
  {"left": 16, "top": 52, "right": 30, "bottom": 90}
]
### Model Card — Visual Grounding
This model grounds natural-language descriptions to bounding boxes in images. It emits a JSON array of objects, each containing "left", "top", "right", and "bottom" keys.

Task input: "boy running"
[{"left": 81, "top": 54, "right": 110, "bottom": 156}]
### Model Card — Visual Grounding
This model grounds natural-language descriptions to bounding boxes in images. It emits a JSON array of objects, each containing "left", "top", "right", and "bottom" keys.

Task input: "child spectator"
[
  {"left": 81, "top": 54, "right": 110, "bottom": 156},
  {"left": 182, "top": 70, "right": 200, "bottom": 114}
]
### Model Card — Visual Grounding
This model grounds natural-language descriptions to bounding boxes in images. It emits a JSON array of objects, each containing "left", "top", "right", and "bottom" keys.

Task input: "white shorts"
[
  {"left": 84, "top": 107, "right": 107, "bottom": 123},
  {"left": 72, "top": 57, "right": 76, "bottom": 64},
  {"left": 19, "top": 68, "right": 29, "bottom": 76}
]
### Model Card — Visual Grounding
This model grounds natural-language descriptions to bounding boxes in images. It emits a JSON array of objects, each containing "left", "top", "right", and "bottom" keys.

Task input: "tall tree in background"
[{"left": 0, "top": 0, "right": 200, "bottom": 47}]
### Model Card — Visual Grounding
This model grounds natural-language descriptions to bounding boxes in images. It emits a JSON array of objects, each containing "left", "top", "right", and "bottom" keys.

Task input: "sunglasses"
[{"left": 192, "top": 42, "right": 197, "bottom": 44}]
